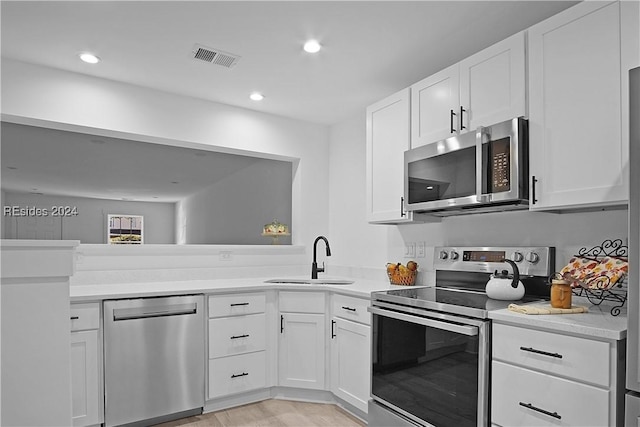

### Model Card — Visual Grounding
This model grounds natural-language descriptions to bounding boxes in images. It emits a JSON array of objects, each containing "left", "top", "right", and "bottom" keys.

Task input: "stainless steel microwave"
[{"left": 404, "top": 117, "right": 529, "bottom": 216}]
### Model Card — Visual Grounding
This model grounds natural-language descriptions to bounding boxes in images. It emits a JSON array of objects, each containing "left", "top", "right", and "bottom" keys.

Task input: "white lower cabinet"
[
  {"left": 70, "top": 303, "right": 102, "bottom": 427},
  {"left": 208, "top": 293, "right": 267, "bottom": 400},
  {"left": 491, "top": 322, "right": 623, "bottom": 426},
  {"left": 204, "top": 289, "right": 374, "bottom": 416},
  {"left": 330, "top": 294, "right": 371, "bottom": 413},
  {"left": 278, "top": 292, "right": 326, "bottom": 390},
  {"left": 208, "top": 351, "right": 267, "bottom": 399}
]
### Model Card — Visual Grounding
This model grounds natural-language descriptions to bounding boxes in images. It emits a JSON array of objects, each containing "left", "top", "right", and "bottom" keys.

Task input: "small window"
[{"left": 108, "top": 214, "right": 143, "bottom": 244}]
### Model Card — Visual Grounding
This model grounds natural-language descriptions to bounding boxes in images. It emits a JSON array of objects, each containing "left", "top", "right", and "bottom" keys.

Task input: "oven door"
[{"left": 369, "top": 304, "right": 489, "bottom": 427}]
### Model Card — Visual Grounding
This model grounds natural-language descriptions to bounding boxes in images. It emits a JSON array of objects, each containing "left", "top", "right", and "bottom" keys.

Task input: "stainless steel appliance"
[
  {"left": 404, "top": 117, "right": 528, "bottom": 216},
  {"left": 625, "top": 66, "right": 640, "bottom": 424},
  {"left": 103, "top": 295, "right": 205, "bottom": 427},
  {"left": 369, "top": 246, "right": 554, "bottom": 427}
]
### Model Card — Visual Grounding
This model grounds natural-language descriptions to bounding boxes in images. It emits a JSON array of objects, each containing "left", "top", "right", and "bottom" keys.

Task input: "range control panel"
[{"left": 434, "top": 246, "right": 555, "bottom": 277}]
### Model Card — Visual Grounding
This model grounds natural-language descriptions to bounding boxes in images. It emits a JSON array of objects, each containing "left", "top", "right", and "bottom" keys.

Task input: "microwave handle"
[{"left": 476, "top": 126, "right": 491, "bottom": 203}]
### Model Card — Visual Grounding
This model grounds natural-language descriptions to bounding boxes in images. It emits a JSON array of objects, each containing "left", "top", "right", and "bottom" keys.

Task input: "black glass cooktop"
[{"left": 373, "top": 286, "right": 546, "bottom": 319}]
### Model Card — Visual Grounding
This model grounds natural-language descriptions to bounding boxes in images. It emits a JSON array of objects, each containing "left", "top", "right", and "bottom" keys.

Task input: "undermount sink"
[{"left": 264, "top": 278, "right": 354, "bottom": 285}]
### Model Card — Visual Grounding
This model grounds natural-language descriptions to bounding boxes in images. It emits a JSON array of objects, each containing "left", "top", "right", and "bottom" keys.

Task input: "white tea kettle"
[{"left": 485, "top": 259, "right": 525, "bottom": 300}]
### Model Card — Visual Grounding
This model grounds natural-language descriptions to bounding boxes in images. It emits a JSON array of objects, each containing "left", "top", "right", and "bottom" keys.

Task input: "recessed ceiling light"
[
  {"left": 249, "top": 92, "right": 265, "bottom": 101},
  {"left": 79, "top": 52, "right": 101, "bottom": 64},
  {"left": 303, "top": 40, "right": 321, "bottom": 54}
]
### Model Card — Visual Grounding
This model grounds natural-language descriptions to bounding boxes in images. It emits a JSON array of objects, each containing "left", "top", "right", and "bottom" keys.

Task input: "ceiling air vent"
[{"left": 192, "top": 44, "right": 240, "bottom": 68}]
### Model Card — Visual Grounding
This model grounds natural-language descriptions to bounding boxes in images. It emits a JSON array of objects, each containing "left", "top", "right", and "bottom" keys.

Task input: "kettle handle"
[{"left": 501, "top": 259, "right": 520, "bottom": 289}]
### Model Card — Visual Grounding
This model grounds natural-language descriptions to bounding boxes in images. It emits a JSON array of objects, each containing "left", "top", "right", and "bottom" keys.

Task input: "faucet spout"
[{"left": 312, "top": 236, "right": 331, "bottom": 279}]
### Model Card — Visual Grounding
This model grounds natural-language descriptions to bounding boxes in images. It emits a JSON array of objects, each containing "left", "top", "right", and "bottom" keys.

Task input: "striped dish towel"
[{"left": 508, "top": 304, "right": 588, "bottom": 315}]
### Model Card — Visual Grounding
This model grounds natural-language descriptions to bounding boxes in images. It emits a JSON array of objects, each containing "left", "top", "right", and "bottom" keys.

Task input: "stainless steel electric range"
[{"left": 369, "top": 246, "right": 555, "bottom": 427}]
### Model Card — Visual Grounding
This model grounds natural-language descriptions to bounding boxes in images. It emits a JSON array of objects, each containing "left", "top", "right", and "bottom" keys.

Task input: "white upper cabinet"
[
  {"left": 411, "top": 65, "right": 460, "bottom": 147},
  {"left": 459, "top": 32, "right": 526, "bottom": 132},
  {"left": 411, "top": 32, "right": 526, "bottom": 148},
  {"left": 528, "top": 0, "right": 639, "bottom": 211},
  {"left": 366, "top": 88, "right": 416, "bottom": 223}
]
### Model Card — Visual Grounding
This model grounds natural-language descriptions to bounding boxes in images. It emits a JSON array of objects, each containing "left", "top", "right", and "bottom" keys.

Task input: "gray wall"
[
  {"left": 177, "top": 159, "right": 292, "bottom": 245},
  {"left": 2, "top": 192, "right": 176, "bottom": 244}
]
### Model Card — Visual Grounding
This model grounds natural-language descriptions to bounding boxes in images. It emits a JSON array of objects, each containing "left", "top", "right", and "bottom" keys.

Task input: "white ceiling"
[{"left": 1, "top": 1, "right": 578, "bottom": 126}]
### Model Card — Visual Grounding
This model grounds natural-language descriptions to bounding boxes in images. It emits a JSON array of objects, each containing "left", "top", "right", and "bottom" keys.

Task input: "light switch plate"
[
  {"left": 405, "top": 243, "right": 415, "bottom": 258},
  {"left": 416, "top": 241, "right": 425, "bottom": 258}
]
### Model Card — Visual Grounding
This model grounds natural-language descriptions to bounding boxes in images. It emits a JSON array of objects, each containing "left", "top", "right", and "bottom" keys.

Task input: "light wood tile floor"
[{"left": 155, "top": 399, "right": 366, "bottom": 427}]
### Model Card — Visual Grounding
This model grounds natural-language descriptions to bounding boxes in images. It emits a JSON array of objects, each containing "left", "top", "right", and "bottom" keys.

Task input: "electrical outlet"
[
  {"left": 219, "top": 251, "right": 233, "bottom": 261},
  {"left": 416, "top": 241, "right": 425, "bottom": 258}
]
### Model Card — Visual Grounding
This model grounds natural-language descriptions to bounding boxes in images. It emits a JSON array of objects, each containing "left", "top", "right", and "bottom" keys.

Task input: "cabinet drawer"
[
  {"left": 208, "top": 293, "right": 265, "bottom": 318},
  {"left": 332, "top": 294, "right": 370, "bottom": 325},
  {"left": 208, "top": 314, "right": 266, "bottom": 358},
  {"left": 70, "top": 303, "right": 100, "bottom": 332},
  {"left": 279, "top": 291, "right": 325, "bottom": 313},
  {"left": 492, "top": 361, "right": 609, "bottom": 427},
  {"left": 208, "top": 351, "right": 266, "bottom": 399},
  {"left": 492, "top": 323, "right": 610, "bottom": 387}
]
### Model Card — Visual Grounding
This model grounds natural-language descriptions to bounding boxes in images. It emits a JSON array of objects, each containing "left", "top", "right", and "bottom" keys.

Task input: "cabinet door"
[
  {"left": 528, "top": 1, "right": 632, "bottom": 210},
  {"left": 459, "top": 32, "right": 526, "bottom": 131},
  {"left": 71, "top": 330, "right": 101, "bottom": 427},
  {"left": 278, "top": 312, "right": 325, "bottom": 389},
  {"left": 411, "top": 64, "right": 460, "bottom": 147},
  {"left": 330, "top": 317, "right": 370, "bottom": 413},
  {"left": 366, "top": 88, "right": 415, "bottom": 223}
]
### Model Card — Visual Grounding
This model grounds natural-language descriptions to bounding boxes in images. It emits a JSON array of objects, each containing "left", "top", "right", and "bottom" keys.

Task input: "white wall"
[
  {"left": 1, "top": 59, "right": 329, "bottom": 255},
  {"left": 328, "top": 112, "right": 629, "bottom": 280},
  {"left": 177, "top": 158, "right": 292, "bottom": 245},
  {"left": 2, "top": 192, "right": 175, "bottom": 244}
]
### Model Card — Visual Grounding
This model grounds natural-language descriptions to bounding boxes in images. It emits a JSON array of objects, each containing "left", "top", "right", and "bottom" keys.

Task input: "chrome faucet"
[{"left": 311, "top": 236, "right": 331, "bottom": 279}]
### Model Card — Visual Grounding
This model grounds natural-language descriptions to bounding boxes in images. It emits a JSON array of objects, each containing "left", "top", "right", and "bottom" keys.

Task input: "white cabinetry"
[
  {"left": 528, "top": 0, "right": 639, "bottom": 210},
  {"left": 70, "top": 303, "right": 102, "bottom": 427},
  {"left": 278, "top": 291, "right": 326, "bottom": 390},
  {"left": 366, "top": 88, "right": 416, "bottom": 224},
  {"left": 330, "top": 294, "right": 371, "bottom": 413},
  {"left": 491, "top": 322, "right": 623, "bottom": 426},
  {"left": 207, "top": 293, "right": 267, "bottom": 399},
  {"left": 411, "top": 32, "right": 525, "bottom": 148}
]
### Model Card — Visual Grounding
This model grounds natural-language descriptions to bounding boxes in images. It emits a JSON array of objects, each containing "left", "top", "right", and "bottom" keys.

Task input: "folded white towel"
[{"left": 508, "top": 304, "right": 588, "bottom": 315}]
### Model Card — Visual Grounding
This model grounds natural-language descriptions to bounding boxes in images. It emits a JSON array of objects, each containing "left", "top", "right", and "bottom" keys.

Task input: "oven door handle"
[{"left": 368, "top": 307, "right": 479, "bottom": 337}]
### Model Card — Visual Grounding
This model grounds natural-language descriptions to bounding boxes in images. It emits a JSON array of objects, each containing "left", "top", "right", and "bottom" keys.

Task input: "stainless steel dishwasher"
[{"left": 103, "top": 295, "right": 205, "bottom": 427}]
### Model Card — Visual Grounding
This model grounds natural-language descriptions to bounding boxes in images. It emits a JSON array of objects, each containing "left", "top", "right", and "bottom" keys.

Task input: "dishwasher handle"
[{"left": 113, "top": 303, "right": 197, "bottom": 321}]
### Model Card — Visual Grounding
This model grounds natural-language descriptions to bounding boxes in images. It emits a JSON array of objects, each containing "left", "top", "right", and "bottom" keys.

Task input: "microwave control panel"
[{"left": 491, "top": 137, "right": 511, "bottom": 192}]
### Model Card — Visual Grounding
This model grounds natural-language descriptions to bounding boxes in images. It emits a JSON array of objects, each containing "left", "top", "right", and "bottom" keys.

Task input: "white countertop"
[
  {"left": 72, "top": 279, "right": 628, "bottom": 341},
  {"left": 488, "top": 296, "right": 627, "bottom": 340},
  {"left": 70, "top": 276, "right": 406, "bottom": 302}
]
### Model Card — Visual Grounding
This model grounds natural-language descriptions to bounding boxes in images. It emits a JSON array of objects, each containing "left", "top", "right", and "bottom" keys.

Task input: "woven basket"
[{"left": 387, "top": 268, "right": 417, "bottom": 286}]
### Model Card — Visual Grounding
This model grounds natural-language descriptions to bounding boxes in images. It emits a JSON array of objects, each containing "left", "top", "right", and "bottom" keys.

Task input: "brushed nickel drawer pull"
[
  {"left": 520, "top": 346, "right": 563, "bottom": 359},
  {"left": 519, "top": 402, "right": 561, "bottom": 419}
]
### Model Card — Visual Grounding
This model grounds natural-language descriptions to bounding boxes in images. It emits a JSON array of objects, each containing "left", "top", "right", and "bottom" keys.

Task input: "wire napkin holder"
[{"left": 563, "top": 239, "right": 628, "bottom": 316}]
